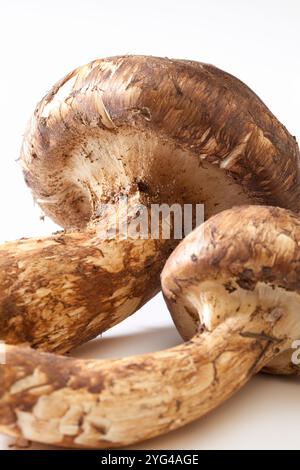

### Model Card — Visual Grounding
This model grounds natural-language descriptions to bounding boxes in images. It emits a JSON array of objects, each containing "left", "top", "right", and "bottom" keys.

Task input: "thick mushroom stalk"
[
  {"left": 0, "top": 229, "right": 171, "bottom": 353},
  {"left": 1, "top": 55, "right": 300, "bottom": 352},
  {"left": 0, "top": 206, "right": 299, "bottom": 448}
]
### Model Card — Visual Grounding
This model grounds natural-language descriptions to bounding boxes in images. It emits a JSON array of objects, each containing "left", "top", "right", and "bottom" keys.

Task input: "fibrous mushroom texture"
[
  {"left": 1, "top": 55, "right": 300, "bottom": 353},
  {"left": 0, "top": 206, "right": 299, "bottom": 449}
]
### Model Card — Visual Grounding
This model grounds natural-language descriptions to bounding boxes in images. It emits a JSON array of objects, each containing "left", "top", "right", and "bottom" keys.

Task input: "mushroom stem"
[
  {"left": 0, "top": 230, "right": 171, "bottom": 352},
  {"left": 0, "top": 314, "right": 284, "bottom": 448}
]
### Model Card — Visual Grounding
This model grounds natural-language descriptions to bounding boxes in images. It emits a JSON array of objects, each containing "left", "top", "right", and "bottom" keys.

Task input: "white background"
[{"left": 0, "top": 0, "right": 299, "bottom": 450}]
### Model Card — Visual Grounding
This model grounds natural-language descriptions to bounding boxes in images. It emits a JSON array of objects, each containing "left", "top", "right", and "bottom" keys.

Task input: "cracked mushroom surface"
[
  {"left": 1, "top": 55, "right": 300, "bottom": 353},
  {"left": 0, "top": 205, "right": 299, "bottom": 448}
]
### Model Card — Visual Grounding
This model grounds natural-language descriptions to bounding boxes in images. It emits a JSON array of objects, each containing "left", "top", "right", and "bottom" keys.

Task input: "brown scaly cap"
[
  {"left": 21, "top": 55, "right": 300, "bottom": 230},
  {"left": 162, "top": 205, "right": 300, "bottom": 372},
  {"left": 162, "top": 204, "right": 300, "bottom": 296}
]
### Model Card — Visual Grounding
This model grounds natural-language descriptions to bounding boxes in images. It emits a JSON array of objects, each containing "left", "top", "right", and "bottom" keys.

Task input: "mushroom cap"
[
  {"left": 21, "top": 56, "right": 300, "bottom": 231},
  {"left": 162, "top": 205, "right": 300, "bottom": 346}
]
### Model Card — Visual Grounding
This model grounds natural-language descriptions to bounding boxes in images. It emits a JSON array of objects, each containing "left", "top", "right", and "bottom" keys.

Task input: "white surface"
[{"left": 0, "top": 0, "right": 299, "bottom": 450}]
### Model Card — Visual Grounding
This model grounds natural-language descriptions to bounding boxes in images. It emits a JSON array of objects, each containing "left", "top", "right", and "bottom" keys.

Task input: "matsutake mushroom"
[
  {"left": 1, "top": 56, "right": 300, "bottom": 353},
  {"left": 0, "top": 205, "right": 299, "bottom": 448}
]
